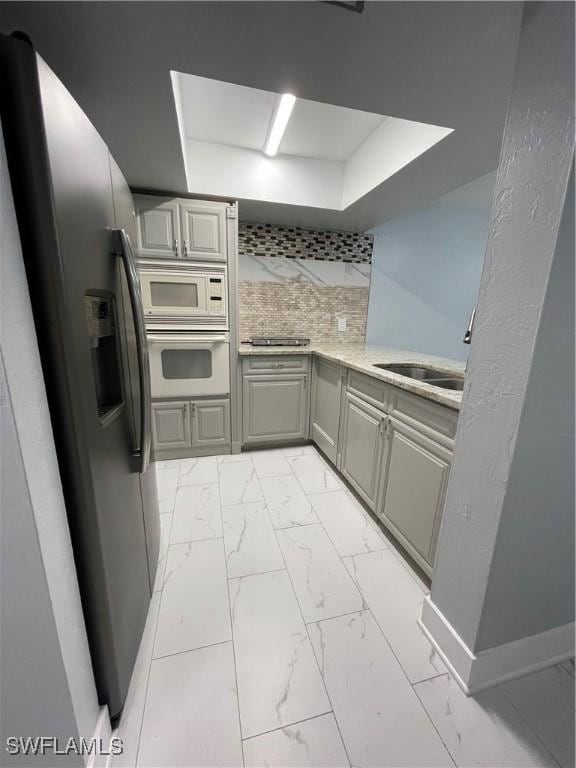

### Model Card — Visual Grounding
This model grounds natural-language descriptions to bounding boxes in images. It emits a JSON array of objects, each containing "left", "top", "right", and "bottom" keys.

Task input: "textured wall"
[
  {"left": 238, "top": 222, "right": 372, "bottom": 343},
  {"left": 429, "top": 1, "right": 575, "bottom": 654},
  {"left": 475, "top": 166, "right": 575, "bottom": 650}
]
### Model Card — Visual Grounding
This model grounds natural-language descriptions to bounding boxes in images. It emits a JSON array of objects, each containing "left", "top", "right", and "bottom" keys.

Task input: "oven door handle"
[
  {"left": 113, "top": 228, "right": 151, "bottom": 474},
  {"left": 147, "top": 334, "right": 228, "bottom": 345}
]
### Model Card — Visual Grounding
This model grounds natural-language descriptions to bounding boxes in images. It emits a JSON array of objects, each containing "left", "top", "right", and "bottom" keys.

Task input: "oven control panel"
[{"left": 208, "top": 277, "right": 226, "bottom": 314}]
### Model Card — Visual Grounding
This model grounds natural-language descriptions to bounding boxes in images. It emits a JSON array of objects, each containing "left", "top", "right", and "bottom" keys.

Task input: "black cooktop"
[{"left": 247, "top": 337, "right": 310, "bottom": 347}]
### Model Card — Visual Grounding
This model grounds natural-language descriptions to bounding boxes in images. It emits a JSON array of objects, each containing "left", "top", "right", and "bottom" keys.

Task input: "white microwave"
[{"left": 139, "top": 260, "right": 228, "bottom": 330}]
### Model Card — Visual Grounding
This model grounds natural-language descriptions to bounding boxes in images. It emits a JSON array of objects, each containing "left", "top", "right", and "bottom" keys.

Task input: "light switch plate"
[{"left": 338, "top": 317, "right": 347, "bottom": 332}]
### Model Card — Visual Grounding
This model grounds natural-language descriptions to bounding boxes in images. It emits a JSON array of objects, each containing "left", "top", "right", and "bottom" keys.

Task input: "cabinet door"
[
  {"left": 378, "top": 417, "right": 451, "bottom": 574},
  {"left": 311, "top": 358, "right": 342, "bottom": 464},
  {"left": 134, "top": 196, "right": 180, "bottom": 259},
  {"left": 151, "top": 401, "right": 191, "bottom": 451},
  {"left": 191, "top": 399, "right": 230, "bottom": 449},
  {"left": 243, "top": 374, "right": 308, "bottom": 445},
  {"left": 340, "top": 392, "right": 385, "bottom": 509},
  {"left": 180, "top": 200, "right": 227, "bottom": 261}
]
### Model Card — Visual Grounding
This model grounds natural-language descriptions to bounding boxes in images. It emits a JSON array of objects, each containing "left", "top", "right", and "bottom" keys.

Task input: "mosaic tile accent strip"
[
  {"left": 239, "top": 282, "right": 368, "bottom": 344},
  {"left": 239, "top": 222, "right": 373, "bottom": 264}
]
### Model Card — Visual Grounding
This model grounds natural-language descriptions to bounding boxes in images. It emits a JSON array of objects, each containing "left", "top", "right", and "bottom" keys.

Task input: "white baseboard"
[
  {"left": 419, "top": 595, "right": 575, "bottom": 695},
  {"left": 87, "top": 706, "right": 113, "bottom": 768},
  {"left": 105, "top": 729, "right": 119, "bottom": 768},
  {"left": 419, "top": 597, "right": 473, "bottom": 693}
]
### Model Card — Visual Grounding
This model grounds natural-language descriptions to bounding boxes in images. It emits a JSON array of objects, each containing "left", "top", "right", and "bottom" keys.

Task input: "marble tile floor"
[{"left": 115, "top": 446, "right": 575, "bottom": 768}]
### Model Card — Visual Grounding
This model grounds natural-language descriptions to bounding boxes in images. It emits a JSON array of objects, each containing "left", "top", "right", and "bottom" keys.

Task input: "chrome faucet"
[{"left": 463, "top": 306, "right": 476, "bottom": 345}]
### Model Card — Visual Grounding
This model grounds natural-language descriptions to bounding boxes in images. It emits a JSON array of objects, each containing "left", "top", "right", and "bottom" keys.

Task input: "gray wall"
[
  {"left": 366, "top": 172, "right": 494, "bottom": 361},
  {"left": 429, "top": 1, "right": 575, "bottom": 654},
  {"left": 475, "top": 167, "right": 575, "bottom": 650},
  {"left": 0, "top": 121, "right": 100, "bottom": 762}
]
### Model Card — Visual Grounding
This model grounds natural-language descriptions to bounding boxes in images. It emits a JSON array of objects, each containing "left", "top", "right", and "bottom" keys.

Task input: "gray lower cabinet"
[
  {"left": 238, "top": 353, "right": 456, "bottom": 577},
  {"left": 243, "top": 374, "right": 309, "bottom": 445},
  {"left": 152, "top": 398, "right": 230, "bottom": 455},
  {"left": 191, "top": 399, "right": 230, "bottom": 449},
  {"left": 377, "top": 416, "right": 452, "bottom": 575},
  {"left": 340, "top": 391, "right": 386, "bottom": 510},
  {"left": 311, "top": 357, "right": 342, "bottom": 463},
  {"left": 152, "top": 401, "right": 191, "bottom": 451}
]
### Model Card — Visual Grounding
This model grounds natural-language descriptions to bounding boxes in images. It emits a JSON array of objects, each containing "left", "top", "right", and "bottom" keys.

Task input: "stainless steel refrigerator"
[{"left": 0, "top": 32, "right": 160, "bottom": 723}]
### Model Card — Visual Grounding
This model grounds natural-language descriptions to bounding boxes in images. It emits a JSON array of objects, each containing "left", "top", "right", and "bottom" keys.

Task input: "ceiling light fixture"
[{"left": 264, "top": 93, "right": 296, "bottom": 157}]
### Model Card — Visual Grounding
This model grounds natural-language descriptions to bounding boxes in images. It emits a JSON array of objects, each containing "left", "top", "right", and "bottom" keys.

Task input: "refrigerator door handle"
[{"left": 113, "top": 228, "right": 151, "bottom": 474}]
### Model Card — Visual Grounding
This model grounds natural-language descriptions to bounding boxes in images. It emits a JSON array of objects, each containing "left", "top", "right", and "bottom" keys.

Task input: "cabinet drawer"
[
  {"left": 393, "top": 390, "right": 458, "bottom": 447},
  {"left": 347, "top": 370, "right": 394, "bottom": 413},
  {"left": 243, "top": 355, "right": 309, "bottom": 374}
]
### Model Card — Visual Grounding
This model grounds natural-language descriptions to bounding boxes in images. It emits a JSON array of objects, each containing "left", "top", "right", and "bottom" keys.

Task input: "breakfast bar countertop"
[{"left": 238, "top": 342, "right": 465, "bottom": 410}]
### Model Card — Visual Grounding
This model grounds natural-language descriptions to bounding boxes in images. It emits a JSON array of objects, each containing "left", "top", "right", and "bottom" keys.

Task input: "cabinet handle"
[
  {"left": 183, "top": 239, "right": 189, "bottom": 257},
  {"left": 304, "top": 376, "right": 307, "bottom": 390},
  {"left": 191, "top": 403, "right": 196, "bottom": 417},
  {"left": 174, "top": 238, "right": 179, "bottom": 255}
]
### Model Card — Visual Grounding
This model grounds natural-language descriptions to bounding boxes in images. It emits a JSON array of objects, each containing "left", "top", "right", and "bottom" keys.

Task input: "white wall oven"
[
  {"left": 139, "top": 260, "right": 228, "bottom": 330},
  {"left": 148, "top": 332, "right": 230, "bottom": 397}
]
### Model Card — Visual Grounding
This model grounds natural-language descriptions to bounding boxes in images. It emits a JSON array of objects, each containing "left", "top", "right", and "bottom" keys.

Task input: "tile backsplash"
[
  {"left": 239, "top": 222, "right": 373, "bottom": 264},
  {"left": 239, "top": 283, "right": 369, "bottom": 344},
  {"left": 238, "top": 222, "right": 372, "bottom": 344}
]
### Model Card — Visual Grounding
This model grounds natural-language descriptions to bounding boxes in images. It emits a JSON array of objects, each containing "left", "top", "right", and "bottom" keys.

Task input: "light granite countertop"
[{"left": 238, "top": 343, "right": 465, "bottom": 410}]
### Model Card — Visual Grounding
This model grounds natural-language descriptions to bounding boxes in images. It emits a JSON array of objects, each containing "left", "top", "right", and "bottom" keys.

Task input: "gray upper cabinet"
[
  {"left": 134, "top": 195, "right": 228, "bottom": 261},
  {"left": 340, "top": 391, "right": 385, "bottom": 509},
  {"left": 311, "top": 357, "right": 342, "bottom": 464},
  {"left": 378, "top": 416, "right": 451, "bottom": 575},
  {"left": 191, "top": 399, "right": 230, "bottom": 449},
  {"left": 135, "top": 197, "right": 180, "bottom": 259},
  {"left": 152, "top": 400, "right": 191, "bottom": 451},
  {"left": 180, "top": 200, "right": 227, "bottom": 261},
  {"left": 243, "top": 374, "right": 309, "bottom": 445}
]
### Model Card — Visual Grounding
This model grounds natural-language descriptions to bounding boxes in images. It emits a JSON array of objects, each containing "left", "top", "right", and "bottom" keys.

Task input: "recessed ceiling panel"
[
  {"left": 178, "top": 73, "right": 275, "bottom": 150},
  {"left": 280, "top": 98, "right": 384, "bottom": 161},
  {"left": 173, "top": 70, "right": 453, "bottom": 211}
]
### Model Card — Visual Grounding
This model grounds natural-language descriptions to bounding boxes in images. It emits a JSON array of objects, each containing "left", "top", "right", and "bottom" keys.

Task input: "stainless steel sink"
[
  {"left": 373, "top": 363, "right": 465, "bottom": 391},
  {"left": 424, "top": 377, "right": 465, "bottom": 391}
]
